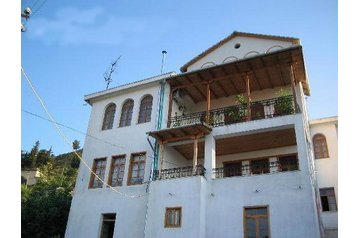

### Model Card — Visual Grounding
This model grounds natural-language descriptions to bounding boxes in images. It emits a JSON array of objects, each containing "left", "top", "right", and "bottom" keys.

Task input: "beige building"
[{"left": 21, "top": 168, "right": 41, "bottom": 186}]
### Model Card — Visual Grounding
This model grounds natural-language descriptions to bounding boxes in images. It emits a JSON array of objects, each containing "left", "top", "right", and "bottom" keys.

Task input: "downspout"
[
  {"left": 154, "top": 78, "right": 166, "bottom": 171},
  {"left": 143, "top": 78, "right": 166, "bottom": 238}
]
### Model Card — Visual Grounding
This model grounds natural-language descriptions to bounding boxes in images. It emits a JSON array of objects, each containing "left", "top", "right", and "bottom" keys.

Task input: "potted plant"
[
  {"left": 275, "top": 88, "right": 294, "bottom": 116},
  {"left": 225, "top": 94, "right": 247, "bottom": 125}
]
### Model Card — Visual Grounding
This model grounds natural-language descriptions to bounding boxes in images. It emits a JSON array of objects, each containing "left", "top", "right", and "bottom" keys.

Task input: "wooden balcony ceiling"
[
  {"left": 147, "top": 122, "right": 212, "bottom": 144},
  {"left": 167, "top": 46, "right": 309, "bottom": 104},
  {"left": 173, "top": 128, "right": 296, "bottom": 160}
]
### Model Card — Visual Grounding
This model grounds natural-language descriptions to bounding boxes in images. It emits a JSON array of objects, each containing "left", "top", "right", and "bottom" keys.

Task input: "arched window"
[
  {"left": 313, "top": 134, "right": 329, "bottom": 159},
  {"left": 119, "top": 99, "right": 134, "bottom": 127},
  {"left": 102, "top": 103, "right": 116, "bottom": 130},
  {"left": 138, "top": 95, "right": 153, "bottom": 124}
]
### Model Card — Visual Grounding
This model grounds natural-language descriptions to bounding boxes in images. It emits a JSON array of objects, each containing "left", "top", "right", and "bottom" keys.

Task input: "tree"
[{"left": 21, "top": 161, "right": 78, "bottom": 238}]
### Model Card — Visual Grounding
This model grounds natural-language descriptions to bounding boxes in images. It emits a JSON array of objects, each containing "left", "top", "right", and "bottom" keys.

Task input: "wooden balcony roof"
[
  {"left": 166, "top": 45, "right": 309, "bottom": 104},
  {"left": 147, "top": 122, "right": 212, "bottom": 144}
]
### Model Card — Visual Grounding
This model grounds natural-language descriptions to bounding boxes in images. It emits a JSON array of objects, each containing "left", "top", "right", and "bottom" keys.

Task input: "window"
[
  {"left": 102, "top": 103, "right": 116, "bottom": 130},
  {"left": 278, "top": 154, "right": 299, "bottom": 171},
  {"left": 89, "top": 158, "right": 107, "bottom": 188},
  {"left": 251, "top": 159, "right": 270, "bottom": 175},
  {"left": 320, "top": 188, "right": 337, "bottom": 212},
  {"left": 119, "top": 99, "right": 134, "bottom": 127},
  {"left": 138, "top": 95, "right": 153, "bottom": 124},
  {"left": 128, "top": 153, "right": 146, "bottom": 185},
  {"left": 244, "top": 206, "right": 270, "bottom": 238},
  {"left": 223, "top": 161, "right": 242, "bottom": 177},
  {"left": 313, "top": 134, "right": 329, "bottom": 159},
  {"left": 108, "top": 155, "right": 126, "bottom": 187},
  {"left": 100, "top": 213, "right": 116, "bottom": 238},
  {"left": 165, "top": 207, "right": 182, "bottom": 228}
]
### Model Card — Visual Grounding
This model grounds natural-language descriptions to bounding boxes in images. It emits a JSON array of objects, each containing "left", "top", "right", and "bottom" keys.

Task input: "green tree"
[{"left": 21, "top": 161, "right": 78, "bottom": 238}]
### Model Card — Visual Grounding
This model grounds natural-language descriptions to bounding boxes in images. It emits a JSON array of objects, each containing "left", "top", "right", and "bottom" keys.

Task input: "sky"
[{"left": 20, "top": 0, "right": 338, "bottom": 155}]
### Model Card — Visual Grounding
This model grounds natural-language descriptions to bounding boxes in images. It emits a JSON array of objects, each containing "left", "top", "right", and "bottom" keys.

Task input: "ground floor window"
[
  {"left": 165, "top": 207, "right": 182, "bottom": 228},
  {"left": 244, "top": 206, "right": 270, "bottom": 238},
  {"left": 100, "top": 213, "right": 116, "bottom": 238},
  {"left": 320, "top": 187, "right": 337, "bottom": 212}
]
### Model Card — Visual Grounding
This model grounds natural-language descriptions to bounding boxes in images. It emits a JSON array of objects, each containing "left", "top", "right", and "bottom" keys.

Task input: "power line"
[
  {"left": 21, "top": 66, "right": 146, "bottom": 198},
  {"left": 22, "top": 109, "right": 125, "bottom": 149}
]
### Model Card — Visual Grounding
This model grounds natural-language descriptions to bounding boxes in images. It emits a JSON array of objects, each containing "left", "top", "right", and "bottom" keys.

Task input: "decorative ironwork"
[
  {"left": 169, "top": 95, "right": 297, "bottom": 128},
  {"left": 153, "top": 165, "right": 206, "bottom": 180},
  {"left": 213, "top": 159, "right": 299, "bottom": 179}
]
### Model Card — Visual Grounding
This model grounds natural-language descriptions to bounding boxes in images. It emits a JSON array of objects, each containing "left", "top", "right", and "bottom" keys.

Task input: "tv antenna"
[{"left": 103, "top": 55, "right": 122, "bottom": 89}]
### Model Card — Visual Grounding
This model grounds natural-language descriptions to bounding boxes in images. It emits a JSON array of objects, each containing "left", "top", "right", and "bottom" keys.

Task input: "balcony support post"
[
  {"left": 204, "top": 134, "right": 216, "bottom": 180},
  {"left": 167, "top": 88, "right": 174, "bottom": 128},
  {"left": 289, "top": 63, "right": 299, "bottom": 113},
  {"left": 246, "top": 73, "right": 252, "bottom": 121},
  {"left": 193, "top": 137, "right": 198, "bottom": 175},
  {"left": 158, "top": 143, "right": 164, "bottom": 179},
  {"left": 206, "top": 83, "right": 211, "bottom": 123}
]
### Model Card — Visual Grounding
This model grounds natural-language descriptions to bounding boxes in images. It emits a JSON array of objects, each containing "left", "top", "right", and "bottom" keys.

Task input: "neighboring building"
[
  {"left": 310, "top": 117, "right": 338, "bottom": 238},
  {"left": 21, "top": 168, "right": 41, "bottom": 186},
  {"left": 66, "top": 31, "right": 337, "bottom": 238}
]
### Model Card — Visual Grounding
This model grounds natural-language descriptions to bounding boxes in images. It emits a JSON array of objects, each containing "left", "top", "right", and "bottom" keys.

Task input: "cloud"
[{"left": 28, "top": 7, "right": 146, "bottom": 46}]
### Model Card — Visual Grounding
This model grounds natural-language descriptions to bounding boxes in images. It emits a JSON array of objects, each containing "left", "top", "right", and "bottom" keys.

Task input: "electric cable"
[
  {"left": 22, "top": 109, "right": 124, "bottom": 149},
  {"left": 21, "top": 66, "right": 147, "bottom": 198}
]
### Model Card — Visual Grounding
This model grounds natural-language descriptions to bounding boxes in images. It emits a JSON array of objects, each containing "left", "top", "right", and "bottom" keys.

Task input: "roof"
[
  {"left": 309, "top": 116, "right": 338, "bottom": 125},
  {"left": 167, "top": 45, "right": 310, "bottom": 100},
  {"left": 180, "top": 31, "right": 300, "bottom": 72},
  {"left": 84, "top": 72, "right": 176, "bottom": 105}
]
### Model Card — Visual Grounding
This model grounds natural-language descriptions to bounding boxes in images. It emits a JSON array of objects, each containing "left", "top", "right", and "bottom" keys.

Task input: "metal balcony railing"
[
  {"left": 169, "top": 95, "right": 297, "bottom": 128},
  {"left": 213, "top": 159, "right": 299, "bottom": 179},
  {"left": 153, "top": 165, "right": 206, "bottom": 180}
]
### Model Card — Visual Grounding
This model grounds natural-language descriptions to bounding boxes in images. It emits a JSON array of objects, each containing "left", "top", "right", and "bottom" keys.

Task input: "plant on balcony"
[
  {"left": 225, "top": 94, "right": 247, "bottom": 124},
  {"left": 275, "top": 88, "right": 294, "bottom": 116}
]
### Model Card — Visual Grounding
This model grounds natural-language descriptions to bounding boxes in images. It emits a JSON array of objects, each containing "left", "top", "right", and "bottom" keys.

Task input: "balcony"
[
  {"left": 213, "top": 155, "right": 299, "bottom": 179},
  {"left": 153, "top": 165, "right": 205, "bottom": 180},
  {"left": 169, "top": 95, "right": 296, "bottom": 128}
]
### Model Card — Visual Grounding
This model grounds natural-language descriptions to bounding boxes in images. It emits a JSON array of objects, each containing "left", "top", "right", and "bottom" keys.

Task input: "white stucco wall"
[
  {"left": 187, "top": 36, "right": 295, "bottom": 72},
  {"left": 66, "top": 81, "right": 162, "bottom": 238},
  {"left": 309, "top": 117, "right": 338, "bottom": 231},
  {"left": 145, "top": 176, "right": 206, "bottom": 238}
]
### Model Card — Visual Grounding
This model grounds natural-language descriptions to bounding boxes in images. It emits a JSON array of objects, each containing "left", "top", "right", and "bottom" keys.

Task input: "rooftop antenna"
[
  {"left": 161, "top": 50, "right": 167, "bottom": 74},
  {"left": 103, "top": 55, "right": 122, "bottom": 89}
]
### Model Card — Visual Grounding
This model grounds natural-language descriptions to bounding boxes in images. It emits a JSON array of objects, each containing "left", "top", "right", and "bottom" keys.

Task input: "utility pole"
[{"left": 21, "top": 7, "right": 32, "bottom": 32}]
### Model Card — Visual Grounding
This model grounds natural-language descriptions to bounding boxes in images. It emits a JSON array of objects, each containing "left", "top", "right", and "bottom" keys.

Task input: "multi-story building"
[{"left": 65, "top": 31, "right": 337, "bottom": 238}]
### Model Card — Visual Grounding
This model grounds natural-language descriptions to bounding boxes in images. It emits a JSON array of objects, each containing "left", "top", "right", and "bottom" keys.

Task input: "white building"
[{"left": 65, "top": 31, "right": 337, "bottom": 238}]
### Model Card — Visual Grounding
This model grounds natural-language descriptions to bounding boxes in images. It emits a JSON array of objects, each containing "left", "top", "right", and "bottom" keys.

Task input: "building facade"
[{"left": 65, "top": 32, "right": 337, "bottom": 238}]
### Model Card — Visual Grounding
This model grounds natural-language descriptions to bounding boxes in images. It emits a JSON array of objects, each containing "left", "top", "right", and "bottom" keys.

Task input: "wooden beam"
[
  {"left": 163, "top": 134, "right": 204, "bottom": 144},
  {"left": 207, "top": 69, "right": 230, "bottom": 97},
  {"left": 193, "top": 138, "right": 198, "bottom": 174},
  {"left": 259, "top": 58, "right": 274, "bottom": 88},
  {"left": 247, "top": 61, "right": 262, "bottom": 90},
  {"left": 206, "top": 83, "right": 211, "bottom": 123},
  {"left": 172, "top": 78, "right": 198, "bottom": 103},
  {"left": 289, "top": 63, "right": 299, "bottom": 112},
  {"left": 197, "top": 72, "right": 218, "bottom": 99},
  {"left": 159, "top": 144, "right": 164, "bottom": 175},
  {"left": 185, "top": 75, "right": 207, "bottom": 101},
  {"left": 246, "top": 73, "right": 252, "bottom": 121},
  {"left": 167, "top": 89, "right": 174, "bottom": 128}
]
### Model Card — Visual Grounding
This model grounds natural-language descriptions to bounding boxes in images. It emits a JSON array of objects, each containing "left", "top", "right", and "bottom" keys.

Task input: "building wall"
[
  {"left": 145, "top": 176, "right": 206, "bottom": 238},
  {"left": 310, "top": 118, "right": 338, "bottom": 233},
  {"left": 66, "top": 82, "right": 162, "bottom": 238},
  {"left": 187, "top": 36, "right": 295, "bottom": 72},
  {"left": 21, "top": 169, "right": 41, "bottom": 186}
]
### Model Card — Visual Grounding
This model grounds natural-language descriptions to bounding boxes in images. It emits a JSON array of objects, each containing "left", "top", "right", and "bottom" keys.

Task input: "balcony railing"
[
  {"left": 153, "top": 165, "right": 206, "bottom": 180},
  {"left": 213, "top": 159, "right": 299, "bottom": 179},
  {"left": 169, "top": 95, "right": 296, "bottom": 128}
]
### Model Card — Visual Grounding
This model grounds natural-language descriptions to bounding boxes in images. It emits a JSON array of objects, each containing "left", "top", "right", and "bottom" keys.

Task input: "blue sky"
[{"left": 21, "top": 0, "right": 338, "bottom": 155}]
